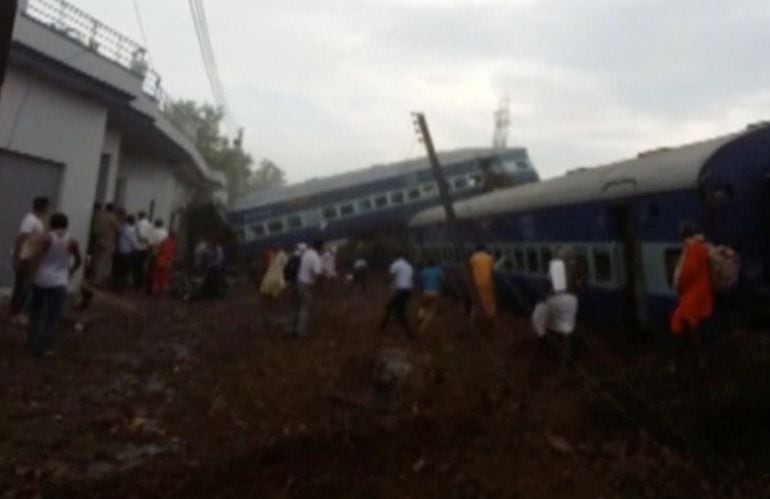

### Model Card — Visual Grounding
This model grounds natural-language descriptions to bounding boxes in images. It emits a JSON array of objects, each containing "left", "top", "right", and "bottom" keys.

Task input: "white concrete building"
[{"left": 0, "top": 0, "right": 227, "bottom": 287}]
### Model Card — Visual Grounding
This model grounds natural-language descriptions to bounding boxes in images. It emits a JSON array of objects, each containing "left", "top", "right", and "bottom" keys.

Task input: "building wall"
[
  {"left": 101, "top": 127, "right": 122, "bottom": 203},
  {"left": 13, "top": 13, "right": 144, "bottom": 97},
  {"left": 118, "top": 154, "right": 193, "bottom": 231},
  {"left": 0, "top": 67, "right": 108, "bottom": 256}
]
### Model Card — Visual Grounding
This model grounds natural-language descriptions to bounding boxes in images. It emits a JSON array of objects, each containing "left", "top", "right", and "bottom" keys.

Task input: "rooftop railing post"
[
  {"left": 57, "top": 0, "right": 66, "bottom": 30},
  {"left": 88, "top": 17, "right": 98, "bottom": 51}
]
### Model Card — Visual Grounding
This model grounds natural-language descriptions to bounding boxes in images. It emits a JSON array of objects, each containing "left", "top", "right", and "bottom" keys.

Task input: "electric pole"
[
  {"left": 411, "top": 112, "right": 462, "bottom": 258},
  {"left": 0, "top": 0, "right": 18, "bottom": 89}
]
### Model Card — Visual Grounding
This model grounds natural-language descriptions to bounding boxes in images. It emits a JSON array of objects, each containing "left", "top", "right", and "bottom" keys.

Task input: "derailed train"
[{"left": 408, "top": 124, "right": 770, "bottom": 331}]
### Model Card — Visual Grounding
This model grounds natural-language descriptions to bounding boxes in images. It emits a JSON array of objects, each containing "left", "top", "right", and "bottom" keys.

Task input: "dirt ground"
[{"left": 2, "top": 277, "right": 770, "bottom": 498}]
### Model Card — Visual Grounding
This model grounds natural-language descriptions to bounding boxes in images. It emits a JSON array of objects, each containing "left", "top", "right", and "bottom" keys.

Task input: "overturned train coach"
[
  {"left": 229, "top": 148, "right": 538, "bottom": 257},
  {"left": 409, "top": 124, "right": 770, "bottom": 331}
]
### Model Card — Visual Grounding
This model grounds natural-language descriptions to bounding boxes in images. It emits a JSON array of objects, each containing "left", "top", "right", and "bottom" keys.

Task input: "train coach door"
[{"left": 610, "top": 204, "right": 648, "bottom": 332}]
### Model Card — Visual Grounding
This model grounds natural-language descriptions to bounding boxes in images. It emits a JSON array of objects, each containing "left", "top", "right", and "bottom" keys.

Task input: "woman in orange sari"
[
  {"left": 671, "top": 224, "right": 713, "bottom": 336},
  {"left": 469, "top": 244, "right": 497, "bottom": 332},
  {"left": 150, "top": 233, "right": 176, "bottom": 295}
]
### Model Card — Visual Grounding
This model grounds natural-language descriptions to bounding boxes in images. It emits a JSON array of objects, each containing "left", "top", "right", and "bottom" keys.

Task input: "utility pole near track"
[
  {"left": 411, "top": 112, "right": 463, "bottom": 258},
  {"left": 0, "top": 0, "right": 18, "bottom": 90}
]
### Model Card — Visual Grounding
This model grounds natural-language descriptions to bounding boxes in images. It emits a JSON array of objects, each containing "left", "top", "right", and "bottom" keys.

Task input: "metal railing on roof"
[
  {"left": 26, "top": 0, "right": 149, "bottom": 76},
  {"left": 24, "top": 0, "right": 221, "bottom": 184},
  {"left": 25, "top": 1, "right": 196, "bottom": 137}
]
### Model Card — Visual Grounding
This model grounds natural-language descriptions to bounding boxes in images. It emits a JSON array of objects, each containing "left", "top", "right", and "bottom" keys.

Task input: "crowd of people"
[
  {"left": 255, "top": 223, "right": 739, "bottom": 371},
  {"left": 6, "top": 198, "right": 201, "bottom": 356},
  {"left": 256, "top": 241, "right": 523, "bottom": 341},
  {"left": 88, "top": 203, "right": 175, "bottom": 295},
  {"left": 6, "top": 194, "right": 739, "bottom": 361}
]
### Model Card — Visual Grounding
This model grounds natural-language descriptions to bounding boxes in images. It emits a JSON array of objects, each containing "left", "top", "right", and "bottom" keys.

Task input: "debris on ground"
[{"left": 0, "top": 279, "right": 768, "bottom": 498}]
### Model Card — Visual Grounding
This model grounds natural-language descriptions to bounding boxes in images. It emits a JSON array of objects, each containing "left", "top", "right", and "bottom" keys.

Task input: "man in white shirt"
[
  {"left": 533, "top": 247, "right": 580, "bottom": 336},
  {"left": 149, "top": 219, "right": 169, "bottom": 247},
  {"left": 134, "top": 211, "right": 153, "bottom": 289},
  {"left": 532, "top": 247, "right": 580, "bottom": 364},
  {"left": 114, "top": 215, "right": 139, "bottom": 291},
  {"left": 291, "top": 240, "right": 323, "bottom": 337},
  {"left": 9, "top": 197, "right": 50, "bottom": 324},
  {"left": 379, "top": 252, "right": 415, "bottom": 338}
]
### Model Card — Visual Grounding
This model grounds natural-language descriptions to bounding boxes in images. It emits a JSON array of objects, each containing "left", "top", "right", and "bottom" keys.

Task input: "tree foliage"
[
  {"left": 166, "top": 100, "right": 286, "bottom": 200},
  {"left": 250, "top": 159, "right": 286, "bottom": 192}
]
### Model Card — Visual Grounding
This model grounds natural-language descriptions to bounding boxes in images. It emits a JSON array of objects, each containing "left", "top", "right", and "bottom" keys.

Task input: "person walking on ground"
[
  {"left": 260, "top": 246, "right": 288, "bottom": 299},
  {"left": 469, "top": 244, "right": 497, "bottom": 332},
  {"left": 134, "top": 211, "right": 153, "bottom": 289},
  {"left": 149, "top": 230, "right": 175, "bottom": 295},
  {"left": 149, "top": 219, "right": 169, "bottom": 248},
  {"left": 91, "top": 203, "right": 120, "bottom": 287},
  {"left": 532, "top": 247, "right": 580, "bottom": 363},
  {"left": 146, "top": 219, "right": 169, "bottom": 292},
  {"left": 322, "top": 245, "right": 338, "bottom": 277},
  {"left": 9, "top": 197, "right": 50, "bottom": 326},
  {"left": 352, "top": 257, "right": 369, "bottom": 295},
  {"left": 671, "top": 224, "right": 715, "bottom": 359},
  {"left": 290, "top": 240, "right": 323, "bottom": 337},
  {"left": 28, "top": 213, "right": 82, "bottom": 356},
  {"left": 198, "top": 236, "right": 226, "bottom": 298},
  {"left": 417, "top": 258, "right": 444, "bottom": 333},
  {"left": 113, "top": 215, "right": 139, "bottom": 291},
  {"left": 380, "top": 252, "right": 415, "bottom": 338},
  {"left": 284, "top": 243, "right": 305, "bottom": 286}
]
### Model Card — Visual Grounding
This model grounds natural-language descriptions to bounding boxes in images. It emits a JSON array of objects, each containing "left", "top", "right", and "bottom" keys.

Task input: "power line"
[
  {"left": 188, "top": 0, "right": 236, "bottom": 134},
  {"left": 131, "top": 0, "right": 149, "bottom": 49}
]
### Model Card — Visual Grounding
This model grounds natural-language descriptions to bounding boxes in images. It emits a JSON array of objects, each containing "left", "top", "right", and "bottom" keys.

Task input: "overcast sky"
[{"left": 74, "top": 0, "right": 770, "bottom": 183}]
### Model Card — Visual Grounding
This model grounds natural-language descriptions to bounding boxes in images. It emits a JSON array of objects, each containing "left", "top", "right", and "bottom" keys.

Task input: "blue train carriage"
[
  {"left": 408, "top": 123, "right": 770, "bottom": 331},
  {"left": 228, "top": 147, "right": 539, "bottom": 257}
]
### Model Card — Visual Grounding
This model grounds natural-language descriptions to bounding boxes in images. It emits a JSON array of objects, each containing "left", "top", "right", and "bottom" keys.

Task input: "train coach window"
[
  {"left": 390, "top": 191, "right": 405, "bottom": 205},
  {"left": 287, "top": 216, "right": 303, "bottom": 230},
  {"left": 358, "top": 198, "right": 373, "bottom": 212},
  {"left": 267, "top": 219, "right": 285, "bottom": 234},
  {"left": 422, "top": 183, "right": 437, "bottom": 197},
  {"left": 514, "top": 248, "right": 525, "bottom": 270},
  {"left": 541, "top": 246, "right": 553, "bottom": 267},
  {"left": 574, "top": 248, "right": 590, "bottom": 286},
  {"left": 593, "top": 249, "right": 613, "bottom": 283},
  {"left": 251, "top": 224, "right": 266, "bottom": 238},
  {"left": 340, "top": 204, "right": 355, "bottom": 217},
  {"left": 408, "top": 188, "right": 421, "bottom": 201},
  {"left": 453, "top": 177, "right": 468, "bottom": 191},
  {"left": 664, "top": 247, "right": 683, "bottom": 288},
  {"left": 526, "top": 247, "right": 540, "bottom": 274},
  {"left": 502, "top": 254, "right": 514, "bottom": 272},
  {"left": 374, "top": 195, "right": 389, "bottom": 208},
  {"left": 322, "top": 206, "right": 339, "bottom": 220}
]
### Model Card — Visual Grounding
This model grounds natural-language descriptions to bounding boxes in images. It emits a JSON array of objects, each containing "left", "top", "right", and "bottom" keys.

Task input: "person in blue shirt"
[{"left": 418, "top": 258, "right": 444, "bottom": 332}]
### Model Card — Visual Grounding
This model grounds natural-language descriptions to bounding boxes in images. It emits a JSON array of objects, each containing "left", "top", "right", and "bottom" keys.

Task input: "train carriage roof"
[
  {"left": 232, "top": 147, "right": 528, "bottom": 212},
  {"left": 409, "top": 127, "right": 760, "bottom": 227}
]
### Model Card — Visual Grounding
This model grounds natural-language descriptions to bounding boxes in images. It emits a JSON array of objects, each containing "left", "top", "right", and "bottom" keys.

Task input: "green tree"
[
  {"left": 165, "top": 100, "right": 284, "bottom": 200},
  {"left": 249, "top": 158, "right": 286, "bottom": 191}
]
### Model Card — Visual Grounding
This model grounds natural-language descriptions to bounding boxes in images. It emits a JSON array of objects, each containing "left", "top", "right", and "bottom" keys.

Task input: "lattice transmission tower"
[{"left": 492, "top": 96, "right": 511, "bottom": 150}]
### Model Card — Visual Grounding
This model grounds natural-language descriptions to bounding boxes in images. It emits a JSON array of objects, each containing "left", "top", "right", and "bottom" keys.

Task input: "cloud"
[{"left": 71, "top": 0, "right": 770, "bottom": 183}]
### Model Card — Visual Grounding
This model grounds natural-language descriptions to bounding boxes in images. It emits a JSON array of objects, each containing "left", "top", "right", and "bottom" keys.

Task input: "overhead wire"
[
  {"left": 188, "top": 0, "right": 236, "bottom": 134},
  {"left": 131, "top": 0, "right": 150, "bottom": 53}
]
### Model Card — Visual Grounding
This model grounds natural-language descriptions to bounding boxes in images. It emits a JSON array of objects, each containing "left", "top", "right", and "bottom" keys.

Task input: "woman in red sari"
[
  {"left": 150, "top": 232, "right": 176, "bottom": 295},
  {"left": 671, "top": 224, "right": 713, "bottom": 335}
]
